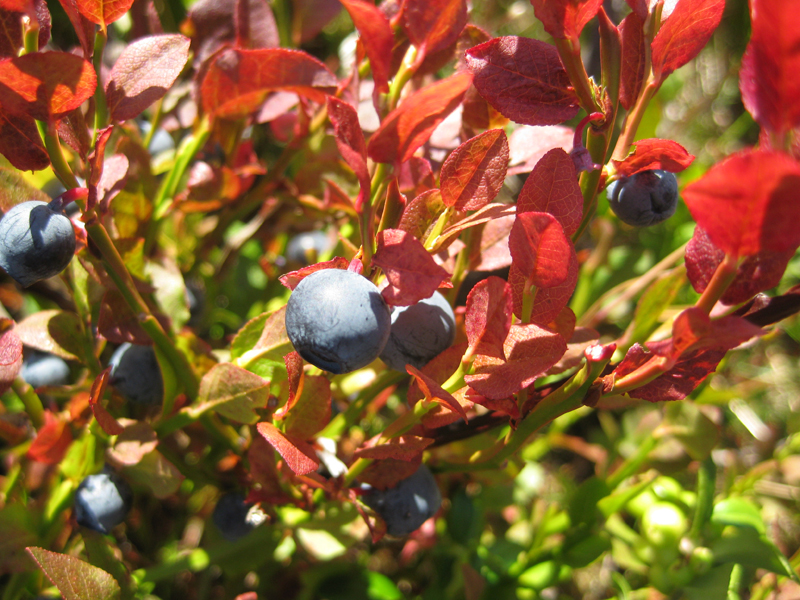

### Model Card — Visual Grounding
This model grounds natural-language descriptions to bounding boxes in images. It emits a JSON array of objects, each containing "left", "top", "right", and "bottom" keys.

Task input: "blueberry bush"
[{"left": 2, "top": 0, "right": 800, "bottom": 598}]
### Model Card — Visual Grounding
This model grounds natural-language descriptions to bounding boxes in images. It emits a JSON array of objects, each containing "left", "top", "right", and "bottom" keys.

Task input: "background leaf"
[
  {"left": 440, "top": 129, "right": 509, "bottom": 211},
  {"left": 26, "top": 547, "right": 121, "bottom": 600}
]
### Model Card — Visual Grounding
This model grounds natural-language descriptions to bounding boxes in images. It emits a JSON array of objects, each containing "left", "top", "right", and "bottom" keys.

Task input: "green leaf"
[
  {"left": 147, "top": 259, "right": 190, "bottom": 333},
  {"left": 710, "top": 526, "right": 794, "bottom": 578},
  {"left": 15, "top": 310, "right": 86, "bottom": 361},
  {"left": 629, "top": 267, "right": 685, "bottom": 343},
  {"left": 230, "top": 311, "right": 272, "bottom": 359},
  {"left": 663, "top": 401, "right": 719, "bottom": 460},
  {"left": 711, "top": 497, "right": 765, "bottom": 534},
  {"left": 365, "top": 571, "right": 403, "bottom": 600},
  {"left": 562, "top": 533, "right": 611, "bottom": 568},
  {"left": 231, "top": 306, "right": 291, "bottom": 367},
  {"left": 26, "top": 547, "right": 121, "bottom": 600},
  {"left": 124, "top": 451, "right": 184, "bottom": 499},
  {"left": 60, "top": 433, "right": 103, "bottom": 482},
  {"left": 191, "top": 363, "right": 270, "bottom": 424},
  {"left": 568, "top": 477, "right": 610, "bottom": 528},
  {"left": 683, "top": 564, "right": 735, "bottom": 600},
  {"left": 597, "top": 471, "right": 657, "bottom": 518},
  {"left": 0, "top": 505, "right": 37, "bottom": 572}
]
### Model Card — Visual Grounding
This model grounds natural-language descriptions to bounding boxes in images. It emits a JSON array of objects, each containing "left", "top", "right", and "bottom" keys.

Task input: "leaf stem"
[
  {"left": 12, "top": 378, "right": 44, "bottom": 429},
  {"left": 609, "top": 354, "right": 673, "bottom": 396},
  {"left": 387, "top": 46, "right": 418, "bottom": 112},
  {"left": 695, "top": 253, "right": 739, "bottom": 314},
  {"left": 92, "top": 28, "right": 109, "bottom": 143},
  {"left": 611, "top": 79, "right": 659, "bottom": 161},
  {"left": 554, "top": 37, "right": 599, "bottom": 115}
]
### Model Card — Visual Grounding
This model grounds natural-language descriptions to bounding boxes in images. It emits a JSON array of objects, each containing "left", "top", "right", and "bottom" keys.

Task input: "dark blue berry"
[{"left": 606, "top": 170, "right": 679, "bottom": 227}]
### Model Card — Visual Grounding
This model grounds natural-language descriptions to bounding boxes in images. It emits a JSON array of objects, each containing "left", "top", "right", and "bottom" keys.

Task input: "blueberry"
[
  {"left": 285, "top": 269, "right": 391, "bottom": 374},
  {"left": 380, "top": 291, "right": 456, "bottom": 372},
  {"left": 108, "top": 343, "right": 164, "bottom": 405},
  {"left": 285, "top": 230, "right": 334, "bottom": 265},
  {"left": 212, "top": 492, "right": 265, "bottom": 541},
  {"left": 606, "top": 170, "right": 679, "bottom": 227},
  {"left": 20, "top": 350, "right": 70, "bottom": 388},
  {"left": 74, "top": 470, "right": 133, "bottom": 534},
  {"left": 0, "top": 200, "right": 76, "bottom": 287},
  {"left": 360, "top": 465, "right": 442, "bottom": 536}
]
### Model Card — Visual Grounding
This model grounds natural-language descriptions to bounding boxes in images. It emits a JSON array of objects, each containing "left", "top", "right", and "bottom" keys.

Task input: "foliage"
[{"left": 0, "top": 0, "right": 799, "bottom": 598}]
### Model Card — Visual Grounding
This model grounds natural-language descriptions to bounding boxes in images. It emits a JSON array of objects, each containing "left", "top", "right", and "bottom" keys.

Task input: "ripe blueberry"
[
  {"left": 361, "top": 465, "right": 442, "bottom": 536},
  {"left": 606, "top": 170, "right": 679, "bottom": 227},
  {"left": 0, "top": 200, "right": 76, "bottom": 287},
  {"left": 212, "top": 492, "right": 264, "bottom": 541},
  {"left": 380, "top": 291, "right": 456, "bottom": 372},
  {"left": 108, "top": 343, "right": 164, "bottom": 405},
  {"left": 286, "top": 230, "right": 334, "bottom": 265},
  {"left": 21, "top": 350, "right": 70, "bottom": 388},
  {"left": 74, "top": 469, "right": 133, "bottom": 534},
  {"left": 285, "top": 269, "right": 391, "bottom": 374}
]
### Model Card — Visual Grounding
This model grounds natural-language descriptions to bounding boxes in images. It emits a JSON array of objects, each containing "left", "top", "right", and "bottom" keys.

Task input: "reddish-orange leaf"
[
  {"left": 740, "top": 0, "right": 800, "bottom": 136},
  {"left": 510, "top": 248, "right": 578, "bottom": 324},
  {"left": 682, "top": 149, "right": 800, "bottom": 257},
  {"left": 685, "top": 226, "right": 793, "bottom": 305},
  {"left": 359, "top": 458, "right": 421, "bottom": 491},
  {"left": 466, "top": 36, "right": 579, "bottom": 127},
  {"left": 397, "top": 189, "right": 445, "bottom": 241},
  {"left": 0, "top": 52, "right": 96, "bottom": 121},
  {"left": 256, "top": 421, "right": 319, "bottom": 475},
  {"left": 354, "top": 435, "right": 435, "bottom": 461},
  {"left": 26, "top": 411, "right": 72, "bottom": 464},
  {"left": 0, "top": 0, "right": 30, "bottom": 11},
  {"left": 432, "top": 202, "right": 517, "bottom": 253},
  {"left": 201, "top": 48, "right": 337, "bottom": 119},
  {"left": 327, "top": 97, "right": 370, "bottom": 206},
  {"left": 340, "top": 0, "right": 393, "bottom": 93},
  {"left": 367, "top": 71, "right": 473, "bottom": 164},
  {"left": 274, "top": 351, "right": 304, "bottom": 420},
  {"left": 0, "top": 108, "right": 48, "bottom": 171},
  {"left": 656, "top": 307, "right": 763, "bottom": 360},
  {"left": 75, "top": 0, "right": 132, "bottom": 26},
  {"left": 612, "top": 138, "right": 695, "bottom": 176},
  {"left": 440, "top": 129, "right": 509, "bottom": 211},
  {"left": 278, "top": 256, "right": 349, "bottom": 290},
  {"left": 530, "top": 0, "right": 604, "bottom": 40},
  {"left": 465, "top": 323, "right": 566, "bottom": 400},
  {"left": 0, "top": 319, "right": 21, "bottom": 395},
  {"left": 106, "top": 34, "right": 190, "bottom": 122},
  {"left": 88, "top": 366, "right": 124, "bottom": 435},
  {"left": 650, "top": 0, "right": 725, "bottom": 83},
  {"left": 407, "top": 342, "right": 467, "bottom": 405},
  {"left": 402, "top": 0, "right": 467, "bottom": 61},
  {"left": 373, "top": 229, "right": 451, "bottom": 306},
  {"left": 517, "top": 148, "right": 583, "bottom": 236},
  {"left": 465, "top": 276, "right": 512, "bottom": 360},
  {"left": 406, "top": 364, "right": 468, "bottom": 421},
  {"left": 283, "top": 374, "right": 331, "bottom": 440},
  {"left": 509, "top": 212, "right": 574, "bottom": 292},
  {"left": 619, "top": 11, "right": 646, "bottom": 110}
]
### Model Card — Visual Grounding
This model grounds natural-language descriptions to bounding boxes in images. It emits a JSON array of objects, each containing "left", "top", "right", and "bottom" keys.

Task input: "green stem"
[
  {"left": 84, "top": 221, "right": 199, "bottom": 399},
  {"left": 606, "top": 431, "right": 661, "bottom": 489},
  {"left": 12, "top": 378, "right": 44, "bottom": 429},
  {"left": 22, "top": 15, "right": 39, "bottom": 54},
  {"left": 611, "top": 80, "right": 659, "bottom": 162},
  {"left": 554, "top": 37, "right": 599, "bottom": 115},
  {"left": 42, "top": 122, "right": 80, "bottom": 190},
  {"left": 387, "top": 46, "right": 418, "bottom": 112},
  {"left": 727, "top": 564, "right": 744, "bottom": 600},
  {"left": 689, "top": 456, "right": 716, "bottom": 541}
]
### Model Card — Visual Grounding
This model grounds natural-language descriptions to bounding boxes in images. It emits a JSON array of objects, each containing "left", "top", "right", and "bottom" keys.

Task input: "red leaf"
[
  {"left": 201, "top": 48, "right": 337, "bottom": 119},
  {"left": 465, "top": 323, "right": 566, "bottom": 400},
  {"left": 278, "top": 256, "right": 349, "bottom": 290},
  {"left": 397, "top": 157, "right": 435, "bottom": 197},
  {"left": 0, "top": 0, "right": 29, "bottom": 12},
  {"left": 397, "top": 189, "right": 445, "bottom": 241},
  {"left": 467, "top": 390, "right": 520, "bottom": 420},
  {"left": 0, "top": 319, "right": 21, "bottom": 394},
  {"left": 530, "top": 0, "right": 604, "bottom": 40},
  {"left": 373, "top": 229, "right": 451, "bottom": 306},
  {"left": 341, "top": 0, "right": 393, "bottom": 93},
  {"left": 88, "top": 367, "right": 124, "bottom": 435},
  {"left": 650, "top": 0, "right": 725, "bottom": 83},
  {"left": 188, "top": 0, "right": 278, "bottom": 63},
  {"left": 283, "top": 374, "right": 331, "bottom": 440},
  {"left": 657, "top": 307, "right": 763, "bottom": 359},
  {"left": 292, "top": 0, "right": 342, "bottom": 44},
  {"left": 106, "top": 34, "right": 190, "bottom": 122},
  {"left": 0, "top": 108, "right": 48, "bottom": 171},
  {"left": 236, "top": 0, "right": 280, "bottom": 48},
  {"left": 740, "top": 0, "right": 800, "bottom": 136},
  {"left": 516, "top": 148, "right": 583, "bottom": 236},
  {"left": 440, "top": 129, "right": 509, "bottom": 211},
  {"left": 465, "top": 276, "right": 512, "bottom": 360},
  {"left": 615, "top": 343, "right": 725, "bottom": 402},
  {"left": 26, "top": 411, "right": 72, "bottom": 464},
  {"left": 407, "top": 342, "right": 467, "bottom": 404},
  {"left": 466, "top": 36, "right": 579, "bottom": 127},
  {"left": 406, "top": 364, "right": 468, "bottom": 421},
  {"left": 402, "top": 0, "right": 467, "bottom": 60},
  {"left": 509, "top": 212, "right": 573, "bottom": 289},
  {"left": 0, "top": 9, "right": 23, "bottom": 58},
  {"left": 75, "top": 0, "right": 132, "bottom": 26},
  {"left": 432, "top": 202, "right": 517, "bottom": 253},
  {"left": 367, "top": 71, "right": 472, "bottom": 164},
  {"left": 685, "top": 226, "right": 793, "bottom": 305},
  {"left": 682, "top": 149, "right": 800, "bottom": 257},
  {"left": 274, "top": 350, "right": 304, "bottom": 420},
  {"left": 327, "top": 97, "right": 370, "bottom": 205},
  {"left": 0, "top": 52, "right": 96, "bottom": 121},
  {"left": 612, "top": 138, "right": 695, "bottom": 176},
  {"left": 26, "top": 547, "right": 121, "bottom": 600},
  {"left": 619, "top": 11, "right": 646, "bottom": 110},
  {"left": 359, "top": 458, "right": 421, "bottom": 491},
  {"left": 256, "top": 421, "right": 319, "bottom": 475},
  {"left": 55, "top": 0, "right": 94, "bottom": 59},
  {"left": 354, "top": 435, "right": 435, "bottom": 461},
  {"left": 510, "top": 248, "right": 578, "bottom": 324}
]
